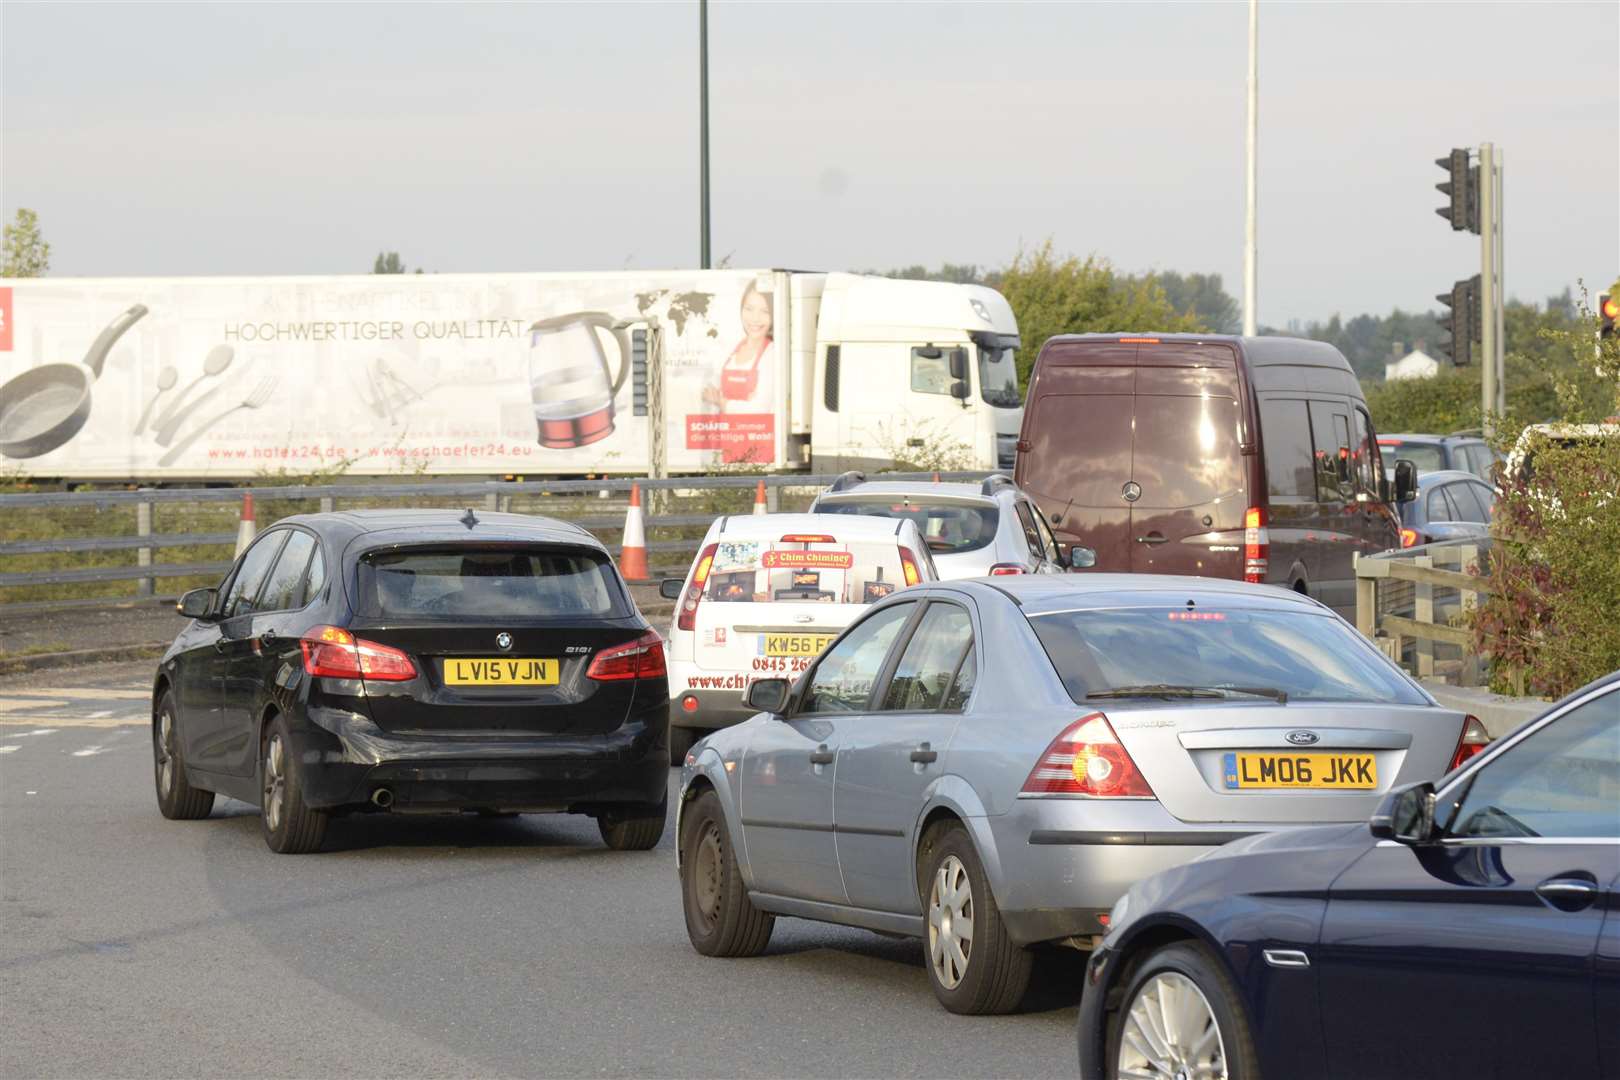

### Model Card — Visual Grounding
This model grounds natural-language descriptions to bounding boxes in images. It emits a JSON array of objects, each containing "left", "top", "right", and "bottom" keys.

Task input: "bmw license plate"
[
  {"left": 761, "top": 633, "right": 835, "bottom": 657},
  {"left": 1222, "top": 752, "right": 1376, "bottom": 790},
  {"left": 444, "top": 658, "right": 559, "bottom": 686}
]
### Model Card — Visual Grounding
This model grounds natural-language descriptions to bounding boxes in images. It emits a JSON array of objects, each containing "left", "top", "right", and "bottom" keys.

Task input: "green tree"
[
  {"left": 2, "top": 208, "right": 51, "bottom": 277},
  {"left": 872, "top": 263, "right": 989, "bottom": 286},
  {"left": 997, "top": 241, "right": 1203, "bottom": 384},
  {"left": 372, "top": 251, "right": 407, "bottom": 274},
  {"left": 1154, "top": 271, "right": 1240, "bottom": 334}
]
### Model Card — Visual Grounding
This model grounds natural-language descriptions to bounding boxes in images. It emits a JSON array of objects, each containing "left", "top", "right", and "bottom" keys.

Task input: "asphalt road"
[{"left": 1, "top": 661, "right": 1084, "bottom": 1079}]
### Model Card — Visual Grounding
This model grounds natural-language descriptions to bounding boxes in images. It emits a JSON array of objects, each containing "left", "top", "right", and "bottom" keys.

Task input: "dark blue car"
[{"left": 1077, "top": 671, "right": 1620, "bottom": 1080}]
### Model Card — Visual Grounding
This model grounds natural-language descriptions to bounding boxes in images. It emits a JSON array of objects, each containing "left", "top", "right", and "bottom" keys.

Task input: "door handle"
[
  {"left": 809, "top": 745, "right": 835, "bottom": 766},
  {"left": 1135, "top": 533, "right": 1169, "bottom": 546},
  {"left": 910, "top": 742, "right": 938, "bottom": 764},
  {"left": 1535, "top": 877, "right": 1598, "bottom": 910}
]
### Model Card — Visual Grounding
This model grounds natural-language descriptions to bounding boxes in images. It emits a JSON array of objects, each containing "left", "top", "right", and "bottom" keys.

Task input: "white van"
[{"left": 659, "top": 513, "right": 939, "bottom": 760}]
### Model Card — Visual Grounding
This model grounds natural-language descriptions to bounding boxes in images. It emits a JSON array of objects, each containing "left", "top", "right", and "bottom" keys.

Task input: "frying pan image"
[{"left": 0, "top": 304, "right": 149, "bottom": 459}]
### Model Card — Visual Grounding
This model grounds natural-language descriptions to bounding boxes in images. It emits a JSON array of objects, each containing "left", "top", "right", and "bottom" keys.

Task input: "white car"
[{"left": 660, "top": 513, "right": 939, "bottom": 761}]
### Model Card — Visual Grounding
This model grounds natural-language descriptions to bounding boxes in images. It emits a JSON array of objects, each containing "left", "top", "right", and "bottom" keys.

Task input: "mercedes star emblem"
[
  {"left": 495, "top": 632, "right": 513, "bottom": 652},
  {"left": 1122, "top": 481, "right": 1142, "bottom": 503}
]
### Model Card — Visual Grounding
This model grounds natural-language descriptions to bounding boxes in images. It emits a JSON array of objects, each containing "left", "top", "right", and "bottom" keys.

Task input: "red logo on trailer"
[{"left": 0, "top": 288, "right": 12, "bottom": 351}]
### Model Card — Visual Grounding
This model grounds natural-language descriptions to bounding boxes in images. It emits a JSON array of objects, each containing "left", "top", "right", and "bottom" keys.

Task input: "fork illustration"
[{"left": 158, "top": 378, "right": 278, "bottom": 467}]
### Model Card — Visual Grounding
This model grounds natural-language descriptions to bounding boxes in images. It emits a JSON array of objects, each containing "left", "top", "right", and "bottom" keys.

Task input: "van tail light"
[
  {"left": 587, "top": 630, "right": 667, "bottom": 681},
  {"left": 988, "top": 563, "right": 1026, "bottom": 576},
  {"left": 677, "top": 543, "right": 718, "bottom": 632},
  {"left": 1021, "top": 713, "right": 1154, "bottom": 798},
  {"left": 898, "top": 547, "right": 922, "bottom": 586},
  {"left": 1400, "top": 528, "right": 1420, "bottom": 548},
  {"left": 300, "top": 625, "right": 417, "bottom": 681},
  {"left": 780, "top": 534, "right": 835, "bottom": 543},
  {"left": 1448, "top": 715, "right": 1490, "bottom": 771},
  {"left": 1243, "top": 506, "right": 1269, "bottom": 583}
]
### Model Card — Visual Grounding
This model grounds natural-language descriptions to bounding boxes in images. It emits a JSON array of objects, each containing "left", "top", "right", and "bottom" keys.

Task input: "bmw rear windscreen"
[{"left": 357, "top": 548, "right": 626, "bottom": 619}]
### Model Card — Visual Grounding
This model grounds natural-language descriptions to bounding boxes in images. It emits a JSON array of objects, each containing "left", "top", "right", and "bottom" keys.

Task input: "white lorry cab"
[{"left": 0, "top": 270, "right": 1021, "bottom": 481}]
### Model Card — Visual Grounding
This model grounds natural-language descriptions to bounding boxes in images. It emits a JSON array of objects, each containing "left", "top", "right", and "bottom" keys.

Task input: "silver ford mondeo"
[{"left": 675, "top": 575, "right": 1484, "bottom": 1015}]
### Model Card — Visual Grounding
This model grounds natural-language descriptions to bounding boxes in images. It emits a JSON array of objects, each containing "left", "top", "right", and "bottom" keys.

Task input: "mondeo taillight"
[
  {"left": 1448, "top": 714, "right": 1491, "bottom": 771},
  {"left": 898, "top": 547, "right": 922, "bottom": 586},
  {"left": 300, "top": 625, "right": 417, "bottom": 681},
  {"left": 1021, "top": 712, "right": 1154, "bottom": 798},
  {"left": 587, "top": 630, "right": 667, "bottom": 681},
  {"left": 1243, "top": 506, "right": 1269, "bottom": 583},
  {"left": 677, "top": 543, "right": 718, "bottom": 632}
]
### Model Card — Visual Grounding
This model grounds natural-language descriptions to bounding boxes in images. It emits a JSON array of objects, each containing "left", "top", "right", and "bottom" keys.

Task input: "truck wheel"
[
  {"left": 918, "top": 822, "right": 1032, "bottom": 1015},
  {"left": 598, "top": 797, "right": 667, "bottom": 851},
  {"left": 680, "top": 790, "right": 773, "bottom": 957},
  {"left": 153, "top": 691, "right": 214, "bottom": 820},
  {"left": 260, "top": 716, "right": 327, "bottom": 854}
]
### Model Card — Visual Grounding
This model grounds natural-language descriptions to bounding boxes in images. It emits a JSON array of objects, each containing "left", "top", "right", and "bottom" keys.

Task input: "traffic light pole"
[{"left": 1479, "top": 142, "right": 1498, "bottom": 438}]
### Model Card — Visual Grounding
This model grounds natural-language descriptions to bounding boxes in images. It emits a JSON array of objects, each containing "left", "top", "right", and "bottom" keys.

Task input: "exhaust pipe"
[{"left": 371, "top": 787, "right": 394, "bottom": 809}]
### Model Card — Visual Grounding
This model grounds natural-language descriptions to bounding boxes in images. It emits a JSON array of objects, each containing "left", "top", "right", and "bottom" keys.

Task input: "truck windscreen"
[{"left": 978, "top": 346, "right": 1021, "bottom": 408}]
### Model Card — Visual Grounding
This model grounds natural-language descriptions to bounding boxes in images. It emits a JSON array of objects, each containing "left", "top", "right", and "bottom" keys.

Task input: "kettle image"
[{"left": 527, "top": 312, "right": 633, "bottom": 449}]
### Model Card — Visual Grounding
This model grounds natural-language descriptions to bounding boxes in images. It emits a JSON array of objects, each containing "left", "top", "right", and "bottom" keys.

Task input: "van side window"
[
  {"left": 910, "top": 348, "right": 954, "bottom": 396},
  {"left": 1261, "top": 399, "right": 1315, "bottom": 499},
  {"left": 1309, "top": 402, "right": 1354, "bottom": 503},
  {"left": 1353, "top": 408, "right": 1380, "bottom": 496}
]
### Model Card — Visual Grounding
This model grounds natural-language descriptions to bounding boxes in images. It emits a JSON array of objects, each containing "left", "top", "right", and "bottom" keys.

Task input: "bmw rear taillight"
[
  {"left": 300, "top": 625, "right": 417, "bottom": 681},
  {"left": 988, "top": 563, "right": 1025, "bottom": 576},
  {"left": 1400, "top": 528, "right": 1420, "bottom": 548},
  {"left": 1243, "top": 506, "right": 1269, "bottom": 583},
  {"left": 587, "top": 630, "right": 666, "bottom": 681},
  {"left": 898, "top": 547, "right": 922, "bottom": 586},
  {"left": 677, "top": 543, "right": 718, "bottom": 632},
  {"left": 1448, "top": 714, "right": 1490, "bottom": 771},
  {"left": 1021, "top": 712, "right": 1154, "bottom": 798}
]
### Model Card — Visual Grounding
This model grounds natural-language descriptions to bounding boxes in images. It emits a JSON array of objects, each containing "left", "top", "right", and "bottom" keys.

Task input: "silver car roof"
[{"left": 927, "top": 575, "right": 1329, "bottom": 617}]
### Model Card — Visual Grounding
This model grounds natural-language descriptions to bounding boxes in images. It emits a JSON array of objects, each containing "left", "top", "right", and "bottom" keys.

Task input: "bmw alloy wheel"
[
  {"left": 155, "top": 709, "right": 175, "bottom": 796},
  {"left": 1118, "top": 971, "right": 1228, "bottom": 1080},
  {"left": 263, "top": 733, "right": 286, "bottom": 833},
  {"left": 928, "top": 854, "right": 974, "bottom": 989}
]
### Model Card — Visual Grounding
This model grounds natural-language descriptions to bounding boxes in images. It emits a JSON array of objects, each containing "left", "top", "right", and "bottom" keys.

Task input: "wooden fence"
[{"left": 1354, "top": 539, "right": 1490, "bottom": 686}]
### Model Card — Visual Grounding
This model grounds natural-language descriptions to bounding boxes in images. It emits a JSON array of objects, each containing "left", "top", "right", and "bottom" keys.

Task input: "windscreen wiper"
[{"left": 1086, "top": 684, "right": 1288, "bottom": 703}]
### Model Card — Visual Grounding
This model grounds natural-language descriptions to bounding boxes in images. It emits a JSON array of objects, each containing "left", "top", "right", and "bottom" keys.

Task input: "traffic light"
[
  {"left": 1436, "top": 275, "right": 1480, "bottom": 365},
  {"left": 1434, "top": 149, "right": 1479, "bottom": 234},
  {"left": 1601, "top": 294, "right": 1617, "bottom": 339}
]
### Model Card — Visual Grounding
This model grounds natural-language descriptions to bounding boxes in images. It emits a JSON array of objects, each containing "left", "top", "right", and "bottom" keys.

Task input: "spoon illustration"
[
  {"left": 134, "top": 366, "right": 178, "bottom": 435},
  {"left": 153, "top": 345, "right": 234, "bottom": 442}
]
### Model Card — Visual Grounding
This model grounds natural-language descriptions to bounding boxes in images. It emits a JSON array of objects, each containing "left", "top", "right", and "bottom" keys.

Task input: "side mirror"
[
  {"left": 948, "top": 347, "right": 968, "bottom": 381},
  {"left": 177, "top": 587, "right": 218, "bottom": 621},
  {"left": 743, "top": 678, "right": 790, "bottom": 715},
  {"left": 1067, "top": 546, "right": 1097, "bottom": 570},
  {"left": 1394, "top": 459, "right": 1418, "bottom": 503},
  {"left": 1369, "top": 781, "right": 1436, "bottom": 843},
  {"left": 950, "top": 380, "right": 971, "bottom": 401},
  {"left": 659, "top": 578, "right": 685, "bottom": 601}
]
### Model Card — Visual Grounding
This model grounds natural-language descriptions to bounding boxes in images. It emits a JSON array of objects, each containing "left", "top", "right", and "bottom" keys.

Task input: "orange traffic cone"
[
  {"left": 620, "top": 483, "right": 650, "bottom": 581},
  {"left": 753, "top": 478, "right": 768, "bottom": 515},
  {"left": 235, "top": 493, "right": 258, "bottom": 556}
]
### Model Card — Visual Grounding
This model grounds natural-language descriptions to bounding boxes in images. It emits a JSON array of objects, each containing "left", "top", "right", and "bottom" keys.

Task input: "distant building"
[{"left": 1385, "top": 343, "right": 1439, "bottom": 382}]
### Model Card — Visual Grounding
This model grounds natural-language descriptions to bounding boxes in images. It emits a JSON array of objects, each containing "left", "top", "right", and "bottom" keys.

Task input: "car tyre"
[
  {"left": 680, "top": 789, "right": 773, "bottom": 957},
  {"left": 598, "top": 796, "right": 667, "bottom": 851},
  {"left": 669, "top": 725, "right": 696, "bottom": 766},
  {"left": 152, "top": 690, "right": 215, "bottom": 820},
  {"left": 918, "top": 822, "right": 1032, "bottom": 1015},
  {"left": 1108, "top": 941, "right": 1261, "bottom": 1080},
  {"left": 260, "top": 715, "right": 327, "bottom": 855}
]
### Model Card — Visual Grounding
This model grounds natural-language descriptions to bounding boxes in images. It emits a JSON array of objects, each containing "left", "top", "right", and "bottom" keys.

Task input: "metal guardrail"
[
  {"left": 1354, "top": 538, "right": 1491, "bottom": 686},
  {"left": 0, "top": 471, "right": 992, "bottom": 606}
]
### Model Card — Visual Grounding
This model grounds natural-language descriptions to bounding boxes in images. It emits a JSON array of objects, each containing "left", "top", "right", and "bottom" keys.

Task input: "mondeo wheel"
[
  {"left": 928, "top": 854, "right": 974, "bottom": 990},
  {"left": 679, "top": 790, "right": 772, "bottom": 957},
  {"left": 917, "top": 823, "right": 1031, "bottom": 1015},
  {"left": 152, "top": 690, "right": 214, "bottom": 821}
]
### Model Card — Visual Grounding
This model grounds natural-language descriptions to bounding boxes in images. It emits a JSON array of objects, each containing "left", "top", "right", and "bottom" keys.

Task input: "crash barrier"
[
  {"left": 1354, "top": 538, "right": 1492, "bottom": 687},
  {"left": 0, "top": 471, "right": 987, "bottom": 610}
]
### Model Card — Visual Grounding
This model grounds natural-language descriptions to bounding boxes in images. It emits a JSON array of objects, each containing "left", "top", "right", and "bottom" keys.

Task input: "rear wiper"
[{"left": 1086, "top": 684, "right": 1288, "bottom": 704}]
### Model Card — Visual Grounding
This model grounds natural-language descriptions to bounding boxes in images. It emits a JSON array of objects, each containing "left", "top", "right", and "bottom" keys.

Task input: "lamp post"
[
  {"left": 1242, "top": 0, "right": 1258, "bottom": 337},
  {"left": 699, "top": 0, "right": 711, "bottom": 270}
]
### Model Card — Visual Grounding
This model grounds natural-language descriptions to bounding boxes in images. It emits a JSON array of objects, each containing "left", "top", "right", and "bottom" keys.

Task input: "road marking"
[
  {"left": 72, "top": 745, "right": 107, "bottom": 757},
  {"left": 0, "top": 745, "right": 17, "bottom": 754},
  {"left": 1, "top": 728, "right": 60, "bottom": 739}
]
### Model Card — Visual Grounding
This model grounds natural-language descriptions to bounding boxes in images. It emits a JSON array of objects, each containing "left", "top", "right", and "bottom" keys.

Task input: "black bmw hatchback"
[{"left": 151, "top": 509, "right": 670, "bottom": 854}]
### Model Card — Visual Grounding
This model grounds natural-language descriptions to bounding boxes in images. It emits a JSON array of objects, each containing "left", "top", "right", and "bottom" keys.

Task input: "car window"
[
  {"left": 220, "top": 531, "right": 289, "bottom": 619},
  {"left": 815, "top": 500, "right": 999, "bottom": 555},
  {"left": 1448, "top": 689, "right": 1619, "bottom": 839},
  {"left": 911, "top": 347, "right": 962, "bottom": 396},
  {"left": 1262, "top": 399, "right": 1315, "bottom": 500},
  {"left": 1029, "top": 606, "right": 1428, "bottom": 705},
  {"left": 301, "top": 547, "right": 327, "bottom": 606},
  {"left": 1449, "top": 482, "right": 1491, "bottom": 523},
  {"left": 1309, "top": 402, "right": 1354, "bottom": 503},
  {"left": 705, "top": 536, "right": 916, "bottom": 604},
  {"left": 799, "top": 603, "right": 914, "bottom": 714},
  {"left": 256, "top": 531, "right": 316, "bottom": 613},
  {"left": 1381, "top": 441, "right": 1446, "bottom": 475},
  {"left": 880, "top": 603, "right": 974, "bottom": 712},
  {"left": 1353, "top": 409, "right": 1381, "bottom": 496},
  {"left": 943, "top": 644, "right": 977, "bottom": 711},
  {"left": 1426, "top": 487, "right": 1453, "bottom": 522},
  {"left": 1013, "top": 502, "right": 1044, "bottom": 561},
  {"left": 356, "top": 547, "right": 625, "bottom": 618},
  {"left": 1032, "top": 506, "right": 1062, "bottom": 563}
]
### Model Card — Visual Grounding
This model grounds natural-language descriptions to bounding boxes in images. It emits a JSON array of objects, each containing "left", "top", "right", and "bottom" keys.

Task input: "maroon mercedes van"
[{"left": 1013, "top": 334, "right": 1411, "bottom": 617}]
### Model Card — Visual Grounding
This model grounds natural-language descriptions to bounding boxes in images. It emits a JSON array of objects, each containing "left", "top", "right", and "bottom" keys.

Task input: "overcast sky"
[{"left": 3, "top": 1, "right": 1615, "bottom": 326}]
